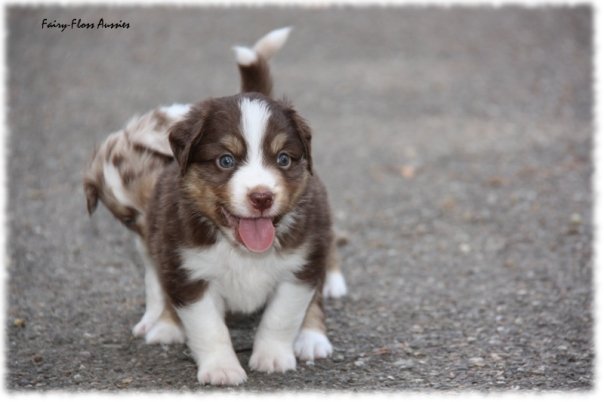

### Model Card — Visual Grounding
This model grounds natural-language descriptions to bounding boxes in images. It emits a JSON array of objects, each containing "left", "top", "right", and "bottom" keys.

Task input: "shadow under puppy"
[{"left": 83, "top": 27, "right": 347, "bottom": 384}]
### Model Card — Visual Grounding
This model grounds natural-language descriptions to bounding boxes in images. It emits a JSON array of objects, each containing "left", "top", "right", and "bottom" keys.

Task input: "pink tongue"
[{"left": 238, "top": 218, "right": 275, "bottom": 253}]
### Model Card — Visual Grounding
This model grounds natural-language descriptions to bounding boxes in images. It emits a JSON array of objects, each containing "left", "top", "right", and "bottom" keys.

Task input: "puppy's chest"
[{"left": 179, "top": 240, "right": 308, "bottom": 313}]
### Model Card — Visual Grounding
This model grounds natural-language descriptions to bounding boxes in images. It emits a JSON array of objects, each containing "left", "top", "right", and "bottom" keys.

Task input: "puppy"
[
  {"left": 83, "top": 28, "right": 346, "bottom": 349},
  {"left": 83, "top": 103, "right": 189, "bottom": 344},
  {"left": 145, "top": 28, "right": 342, "bottom": 385}
]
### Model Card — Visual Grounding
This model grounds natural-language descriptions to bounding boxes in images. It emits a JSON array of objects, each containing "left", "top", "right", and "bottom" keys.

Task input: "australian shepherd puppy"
[
  {"left": 84, "top": 27, "right": 347, "bottom": 385},
  {"left": 84, "top": 101, "right": 193, "bottom": 343}
]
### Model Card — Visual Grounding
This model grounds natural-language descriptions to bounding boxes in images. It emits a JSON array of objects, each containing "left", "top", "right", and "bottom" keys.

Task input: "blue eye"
[
  {"left": 277, "top": 152, "right": 291, "bottom": 168},
  {"left": 217, "top": 154, "right": 235, "bottom": 169}
]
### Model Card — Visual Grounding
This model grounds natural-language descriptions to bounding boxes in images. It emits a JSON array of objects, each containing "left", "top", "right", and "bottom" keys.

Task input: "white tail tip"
[
  {"left": 253, "top": 26, "right": 292, "bottom": 60},
  {"left": 233, "top": 46, "right": 258, "bottom": 66}
]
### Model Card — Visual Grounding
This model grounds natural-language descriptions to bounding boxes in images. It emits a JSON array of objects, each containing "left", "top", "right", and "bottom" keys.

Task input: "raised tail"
[{"left": 233, "top": 26, "right": 292, "bottom": 97}]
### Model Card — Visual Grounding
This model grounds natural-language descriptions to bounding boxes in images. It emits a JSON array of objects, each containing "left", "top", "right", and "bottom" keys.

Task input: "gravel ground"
[{"left": 5, "top": 6, "right": 593, "bottom": 391}]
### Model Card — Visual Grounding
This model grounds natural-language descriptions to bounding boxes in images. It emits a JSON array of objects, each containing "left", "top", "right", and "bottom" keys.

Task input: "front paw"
[
  {"left": 197, "top": 353, "right": 247, "bottom": 386},
  {"left": 249, "top": 341, "right": 296, "bottom": 373},
  {"left": 294, "top": 329, "right": 333, "bottom": 361}
]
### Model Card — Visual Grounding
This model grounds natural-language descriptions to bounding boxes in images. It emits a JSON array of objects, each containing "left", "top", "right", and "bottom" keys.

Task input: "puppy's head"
[{"left": 170, "top": 93, "right": 312, "bottom": 253}]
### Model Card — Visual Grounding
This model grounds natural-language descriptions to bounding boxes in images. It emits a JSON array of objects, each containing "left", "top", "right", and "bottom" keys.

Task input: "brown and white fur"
[
  {"left": 83, "top": 104, "right": 190, "bottom": 344},
  {"left": 145, "top": 28, "right": 344, "bottom": 385},
  {"left": 83, "top": 28, "right": 346, "bottom": 353}
]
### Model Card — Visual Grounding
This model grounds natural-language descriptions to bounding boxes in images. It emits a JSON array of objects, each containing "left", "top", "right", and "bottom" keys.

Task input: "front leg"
[
  {"left": 177, "top": 288, "right": 247, "bottom": 386},
  {"left": 249, "top": 281, "right": 315, "bottom": 373}
]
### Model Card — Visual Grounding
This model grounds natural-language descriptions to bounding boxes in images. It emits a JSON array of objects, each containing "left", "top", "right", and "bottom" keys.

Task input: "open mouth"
[{"left": 221, "top": 207, "right": 276, "bottom": 253}]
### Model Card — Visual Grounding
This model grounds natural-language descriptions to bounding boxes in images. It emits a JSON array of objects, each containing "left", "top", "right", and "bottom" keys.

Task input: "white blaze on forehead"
[
  {"left": 239, "top": 97, "right": 271, "bottom": 161},
  {"left": 229, "top": 98, "right": 282, "bottom": 216}
]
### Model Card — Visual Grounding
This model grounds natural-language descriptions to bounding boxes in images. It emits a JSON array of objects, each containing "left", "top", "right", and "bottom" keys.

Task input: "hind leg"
[
  {"left": 322, "top": 236, "right": 347, "bottom": 299},
  {"left": 294, "top": 290, "right": 333, "bottom": 362},
  {"left": 132, "top": 238, "right": 164, "bottom": 336},
  {"left": 132, "top": 238, "right": 184, "bottom": 344}
]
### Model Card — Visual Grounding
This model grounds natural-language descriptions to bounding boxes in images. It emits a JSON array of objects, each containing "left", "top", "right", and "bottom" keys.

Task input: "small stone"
[
  {"left": 393, "top": 359, "right": 414, "bottom": 369},
  {"left": 487, "top": 176, "right": 505, "bottom": 187},
  {"left": 14, "top": 318, "right": 25, "bottom": 328},
  {"left": 354, "top": 359, "right": 365, "bottom": 367},
  {"left": 448, "top": 371, "right": 456, "bottom": 379},
  {"left": 120, "top": 377, "right": 133, "bottom": 385},
  {"left": 460, "top": 243, "right": 471, "bottom": 254},
  {"left": 567, "top": 213, "right": 582, "bottom": 234},
  {"left": 469, "top": 357, "right": 486, "bottom": 367},
  {"left": 32, "top": 354, "right": 44, "bottom": 365},
  {"left": 490, "top": 353, "right": 502, "bottom": 362},
  {"left": 411, "top": 324, "right": 423, "bottom": 333},
  {"left": 570, "top": 213, "right": 582, "bottom": 225},
  {"left": 400, "top": 165, "right": 416, "bottom": 179}
]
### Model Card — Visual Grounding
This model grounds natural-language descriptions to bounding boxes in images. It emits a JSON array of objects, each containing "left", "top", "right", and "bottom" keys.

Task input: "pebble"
[
  {"left": 14, "top": 318, "right": 26, "bottom": 328},
  {"left": 393, "top": 359, "right": 414, "bottom": 369},
  {"left": 460, "top": 243, "right": 471, "bottom": 254},
  {"left": 469, "top": 357, "right": 486, "bottom": 367},
  {"left": 120, "top": 377, "right": 133, "bottom": 385},
  {"left": 570, "top": 213, "right": 582, "bottom": 225}
]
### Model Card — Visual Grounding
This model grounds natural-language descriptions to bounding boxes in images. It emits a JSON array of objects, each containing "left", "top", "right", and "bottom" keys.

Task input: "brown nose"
[{"left": 249, "top": 191, "right": 274, "bottom": 212}]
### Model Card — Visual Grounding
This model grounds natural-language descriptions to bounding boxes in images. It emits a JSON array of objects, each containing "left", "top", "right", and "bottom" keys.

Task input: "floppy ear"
[
  {"left": 282, "top": 104, "right": 313, "bottom": 175},
  {"left": 83, "top": 179, "right": 99, "bottom": 215},
  {"left": 169, "top": 104, "right": 207, "bottom": 175}
]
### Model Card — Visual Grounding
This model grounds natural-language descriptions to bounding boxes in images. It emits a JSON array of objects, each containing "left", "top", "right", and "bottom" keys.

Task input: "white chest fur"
[{"left": 179, "top": 240, "right": 308, "bottom": 313}]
